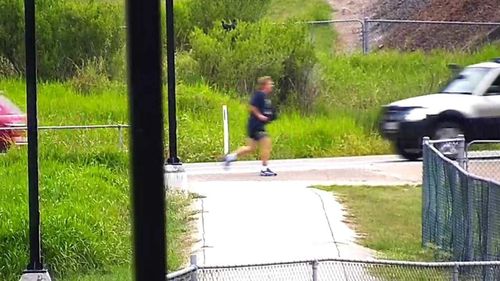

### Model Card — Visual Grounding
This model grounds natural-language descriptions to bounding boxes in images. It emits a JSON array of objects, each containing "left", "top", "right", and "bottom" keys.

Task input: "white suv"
[{"left": 380, "top": 59, "right": 500, "bottom": 160}]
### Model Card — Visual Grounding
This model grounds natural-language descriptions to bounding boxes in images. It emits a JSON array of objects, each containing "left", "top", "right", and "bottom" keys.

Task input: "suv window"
[
  {"left": 442, "top": 67, "right": 491, "bottom": 94},
  {"left": 493, "top": 74, "right": 500, "bottom": 86}
]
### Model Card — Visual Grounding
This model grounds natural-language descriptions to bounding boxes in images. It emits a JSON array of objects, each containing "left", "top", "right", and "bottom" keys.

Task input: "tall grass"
[
  {"left": 3, "top": 46, "right": 499, "bottom": 162},
  {"left": 317, "top": 45, "right": 500, "bottom": 132},
  {"left": 0, "top": 80, "right": 193, "bottom": 280}
]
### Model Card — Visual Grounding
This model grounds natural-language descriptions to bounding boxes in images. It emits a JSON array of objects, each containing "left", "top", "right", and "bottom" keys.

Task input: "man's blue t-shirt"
[{"left": 248, "top": 91, "right": 272, "bottom": 132}]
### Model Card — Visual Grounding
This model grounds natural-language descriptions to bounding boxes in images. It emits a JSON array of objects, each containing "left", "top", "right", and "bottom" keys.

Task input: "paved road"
[
  {"left": 182, "top": 155, "right": 422, "bottom": 266},
  {"left": 185, "top": 155, "right": 422, "bottom": 185}
]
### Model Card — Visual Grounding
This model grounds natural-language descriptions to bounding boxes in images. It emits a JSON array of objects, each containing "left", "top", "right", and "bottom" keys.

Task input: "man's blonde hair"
[{"left": 257, "top": 76, "right": 273, "bottom": 89}]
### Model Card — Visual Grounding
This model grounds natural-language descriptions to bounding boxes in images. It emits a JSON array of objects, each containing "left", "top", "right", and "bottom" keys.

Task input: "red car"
[{"left": 0, "top": 95, "right": 27, "bottom": 152}]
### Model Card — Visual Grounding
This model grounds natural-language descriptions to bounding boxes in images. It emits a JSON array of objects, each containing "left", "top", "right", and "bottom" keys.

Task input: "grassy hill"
[{"left": 374, "top": 0, "right": 500, "bottom": 50}]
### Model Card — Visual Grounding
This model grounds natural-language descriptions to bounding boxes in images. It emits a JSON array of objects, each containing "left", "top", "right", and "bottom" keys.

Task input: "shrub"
[
  {"left": 0, "top": 0, "right": 24, "bottom": 71},
  {"left": 189, "top": 20, "right": 318, "bottom": 109},
  {"left": 0, "top": 0, "right": 124, "bottom": 80},
  {"left": 36, "top": 0, "right": 124, "bottom": 80}
]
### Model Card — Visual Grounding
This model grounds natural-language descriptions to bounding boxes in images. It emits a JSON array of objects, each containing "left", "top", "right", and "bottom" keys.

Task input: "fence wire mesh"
[
  {"left": 184, "top": 260, "right": 500, "bottom": 281},
  {"left": 466, "top": 142, "right": 500, "bottom": 182},
  {"left": 423, "top": 140, "right": 500, "bottom": 264},
  {"left": 197, "top": 262, "right": 312, "bottom": 281}
]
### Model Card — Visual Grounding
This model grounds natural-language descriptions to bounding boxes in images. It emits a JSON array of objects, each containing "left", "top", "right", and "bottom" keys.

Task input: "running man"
[{"left": 223, "top": 76, "right": 277, "bottom": 176}]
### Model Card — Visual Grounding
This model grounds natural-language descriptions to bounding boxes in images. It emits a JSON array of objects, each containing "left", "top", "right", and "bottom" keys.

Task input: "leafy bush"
[
  {"left": 0, "top": 0, "right": 24, "bottom": 71},
  {"left": 0, "top": 0, "right": 124, "bottom": 80},
  {"left": 189, "top": 20, "right": 318, "bottom": 109}
]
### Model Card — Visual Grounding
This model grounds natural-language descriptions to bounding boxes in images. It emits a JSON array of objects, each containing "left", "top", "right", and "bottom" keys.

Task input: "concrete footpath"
[{"left": 185, "top": 155, "right": 422, "bottom": 266}]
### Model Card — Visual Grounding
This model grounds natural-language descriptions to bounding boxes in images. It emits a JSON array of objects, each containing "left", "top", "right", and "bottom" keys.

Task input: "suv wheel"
[
  {"left": 0, "top": 133, "right": 11, "bottom": 153},
  {"left": 395, "top": 141, "right": 422, "bottom": 161},
  {"left": 432, "top": 121, "right": 464, "bottom": 158},
  {"left": 0, "top": 141, "right": 8, "bottom": 153}
]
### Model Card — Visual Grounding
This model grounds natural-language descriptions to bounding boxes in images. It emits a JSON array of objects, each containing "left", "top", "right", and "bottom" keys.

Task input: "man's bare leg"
[
  {"left": 223, "top": 139, "right": 256, "bottom": 166},
  {"left": 259, "top": 136, "right": 271, "bottom": 166},
  {"left": 259, "top": 136, "right": 276, "bottom": 176},
  {"left": 235, "top": 138, "right": 257, "bottom": 157}
]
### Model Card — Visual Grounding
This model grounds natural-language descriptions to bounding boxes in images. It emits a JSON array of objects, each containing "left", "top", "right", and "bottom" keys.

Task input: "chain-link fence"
[
  {"left": 307, "top": 19, "right": 500, "bottom": 53},
  {"left": 423, "top": 138, "right": 500, "bottom": 263},
  {"left": 167, "top": 258, "right": 500, "bottom": 281},
  {"left": 466, "top": 141, "right": 500, "bottom": 182}
]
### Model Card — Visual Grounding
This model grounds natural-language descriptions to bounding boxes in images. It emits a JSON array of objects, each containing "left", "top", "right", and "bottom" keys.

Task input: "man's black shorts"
[{"left": 248, "top": 129, "right": 268, "bottom": 141}]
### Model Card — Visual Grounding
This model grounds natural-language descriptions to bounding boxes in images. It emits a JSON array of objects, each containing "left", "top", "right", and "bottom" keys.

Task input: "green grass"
[
  {"left": 3, "top": 46, "right": 500, "bottom": 163},
  {"left": 0, "top": 79, "right": 390, "bottom": 163},
  {"left": 319, "top": 185, "right": 434, "bottom": 261},
  {"left": 317, "top": 44, "right": 500, "bottom": 131},
  {"left": 60, "top": 266, "right": 131, "bottom": 281},
  {"left": 0, "top": 144, "right": 193, "bottom": 281},
  {"left": 266, "top": 0, "right": 332, "bottom": 21}
]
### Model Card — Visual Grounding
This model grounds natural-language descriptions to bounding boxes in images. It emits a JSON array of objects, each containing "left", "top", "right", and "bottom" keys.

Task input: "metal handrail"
[
  {"left": 0, "top": 124, "right": 130, "bottom": 150},
  {"left": 198, "top": 258, "right": 500, "bottom": 269},
  {"left": 426, "top": 138, "right": 464, "bottom": 145},
  {"left": 367, "top": 19, "right": 500, "bottom": 26},
  {"left": 0, "top": 124, "right": 129, "bottom": 131},
  {"left": 166, "top": 265, "right": 197, "bottom": 279},
  {"left": 305, "top": 19, "right": 363, "bottom": 25},
  {"left": 466, "top": 140, "right": 500, "bottom": 151}
]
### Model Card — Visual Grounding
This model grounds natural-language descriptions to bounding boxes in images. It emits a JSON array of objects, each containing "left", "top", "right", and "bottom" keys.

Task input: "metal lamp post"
[
  {"left": 19, "top": 0, "right": 51, "bottom": 280},
  {"left": 127, "top": 0, "right": 166, "bottom": 280},
  {"left": 164, "top": 0, "right": 188, "bottom": 191},
  {"left": 166, "top": 0, "right": 179, "bottom": 165}
]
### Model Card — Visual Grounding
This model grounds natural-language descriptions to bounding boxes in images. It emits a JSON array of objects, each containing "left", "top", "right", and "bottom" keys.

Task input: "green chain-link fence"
[{"left": 423, "top": 138, "right": 500, "bottom": 263}]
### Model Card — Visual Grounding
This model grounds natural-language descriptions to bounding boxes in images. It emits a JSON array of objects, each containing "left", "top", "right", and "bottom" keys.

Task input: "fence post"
[
  {"left": 362, "top": 17, "right": 369, "bottom": 54},
  {"left": 422, "top": 136, "right": 431, "bottom": 246},
  {"left": 456, "top": 134, "right": 466, "bottom": 169},
  {"left": 452, "top": 264, "right": 459, "bottom": 281},
  {"left": 190, "top": 255, "right": 198, "bottom": 281},
  {"left": 118, "top": 125, "right": 124, "bottom": 151},
  {"left": 222, "top": 105, "right": 230, "bottom": 155},
  {"left": 312, "top": 260, "right": 318, "bottom": 281}
]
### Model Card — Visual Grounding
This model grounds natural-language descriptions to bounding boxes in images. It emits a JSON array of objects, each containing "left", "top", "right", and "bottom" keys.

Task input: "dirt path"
[{"left": 327, "top": 0, "right": 374, "bottom": 52}]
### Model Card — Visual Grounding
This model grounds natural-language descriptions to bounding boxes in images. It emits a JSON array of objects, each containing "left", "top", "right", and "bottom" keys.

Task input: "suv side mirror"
[{"left": 486, "top": 85, "right": 500, "bottom": 95}]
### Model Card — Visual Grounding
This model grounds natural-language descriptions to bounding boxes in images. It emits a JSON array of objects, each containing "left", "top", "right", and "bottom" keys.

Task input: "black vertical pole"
[
  {"left": 24, "top": 0, "right": 42, "bottom": 271},
  {"left": 166, "top": 0, "right": 180, "bottom": 165},
  {"left": 126, "top": 0, "right": 166, "bottom": 280}
]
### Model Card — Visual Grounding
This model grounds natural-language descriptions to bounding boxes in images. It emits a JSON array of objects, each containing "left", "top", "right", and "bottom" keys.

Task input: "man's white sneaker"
[{"left": 260, "top": 168, "right": 277, "bottom": 177}]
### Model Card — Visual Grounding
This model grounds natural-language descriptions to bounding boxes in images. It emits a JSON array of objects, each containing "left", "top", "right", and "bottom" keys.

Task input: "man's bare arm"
[{"left": 250, "top": 105, "right": 268, "bottom": 122}]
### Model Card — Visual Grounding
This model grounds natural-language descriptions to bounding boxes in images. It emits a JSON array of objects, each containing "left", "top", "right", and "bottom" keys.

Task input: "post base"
[
  {"left": 165, "top": 164, "right": 188, "bottom": 191},
  {"left": 19, "top": 270, "right": 52, "bottom": 281}
]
